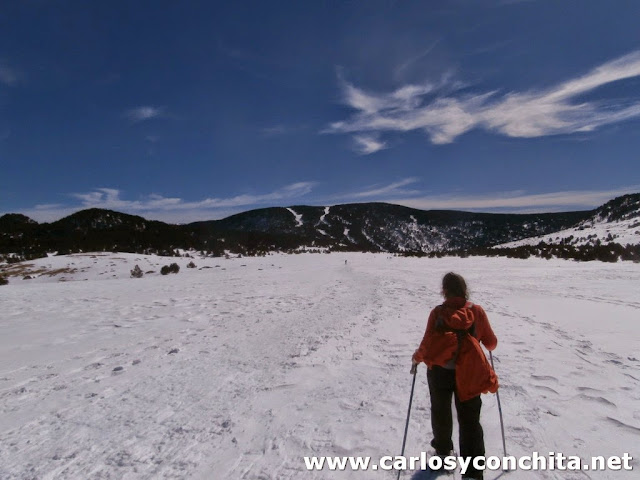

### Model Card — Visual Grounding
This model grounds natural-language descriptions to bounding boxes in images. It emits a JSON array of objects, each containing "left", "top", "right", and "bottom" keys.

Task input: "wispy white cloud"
[
  {"left": 325, "top": 179, "right": 638, "bottom": 212},
  {"left": 394, "top": 39, "right": 441, "bottom": 80},
  {"left": 327, "top": 50, "right": 640, "bottom": 150},
  {"left": 21, "top": 183, "right": 317, "bottom": 223},
  {"left": 349, "top": 178, "right": 422, "bottom": 199},
  {"left": 385, "top": 186, "right": 640, "bottom": 211},
  {"left": 336, "top": 78, "right": 438, "bottom": 116},
  {"left": 70, "top": 183, "right": 316, "bottom": 210},
  {"left": 352, "top": 134, "right": 387, "bottom": 154},
  {"left": 261, "top": 125, "right": 289, "bottom": 136},
  {"left": 125, "top": 106, "right": 164, "bottom": 123},
  {"left": 260, "top": 124, "right": 307, "bottom": 137},
  {"left": 0, "top": 61, "right": 21, "bottom": 86},
  {"left": 9, "top": 184, "right": 640, "bottom": 223},
  {"left": 32, "top": 203, "right": 64, "bottom": 210}
]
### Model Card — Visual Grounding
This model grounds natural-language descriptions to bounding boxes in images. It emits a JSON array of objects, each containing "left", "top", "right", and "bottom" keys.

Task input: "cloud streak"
[
  {"left": 9, "top": 183, "right": 639, "bottom": 224},
  {"left": 69, "top": 183, "right": 316, "bottom": 211},
  {"left": 18, "top": 183, "right": 317, "bottom": 223},
  {"left": 125, "top": 106, "right": 164, "bottom": 123},
  {"left": 352, "top": 134, "right": 387, "bottom": 154},
  {"left": 330, "top": 179, "right": 639, "bottom": 212},
  {"left": 260, "top": 124, "right": 307, "bottom": 137},
  {"left": 0, "top": 62, "right": 21, "bottom": 86},
  {"left": 394, "top": 39, "right": 441, "bottom": 80},
  {"left": 349, "top": 178, "right": 422, "bottom": 198},
  {"left": 327, "top": 50, "right": 640, "bottom": 150},
  {"left": 385, "top": 186, "right": 640, "bottom": 211}
]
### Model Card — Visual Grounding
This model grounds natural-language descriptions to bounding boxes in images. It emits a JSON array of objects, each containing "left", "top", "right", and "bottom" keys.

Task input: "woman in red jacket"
[{"left": 411, "top": 272, "right": 497, "bottom": 480}]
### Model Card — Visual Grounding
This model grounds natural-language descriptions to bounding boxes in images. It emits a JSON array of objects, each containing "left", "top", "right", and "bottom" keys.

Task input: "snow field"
[{"left": 0, "top": 253, "right": 639, "bottom": 479}]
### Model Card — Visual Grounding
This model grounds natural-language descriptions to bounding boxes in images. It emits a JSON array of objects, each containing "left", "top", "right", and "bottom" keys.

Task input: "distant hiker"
[{"left": 411, "top": 272, "right": 498, "bottom": 480}]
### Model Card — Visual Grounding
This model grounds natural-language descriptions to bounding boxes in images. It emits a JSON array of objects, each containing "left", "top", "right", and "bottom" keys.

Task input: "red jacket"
[{"left": 413, "top": 297, "right": 497, "bottom": 368}]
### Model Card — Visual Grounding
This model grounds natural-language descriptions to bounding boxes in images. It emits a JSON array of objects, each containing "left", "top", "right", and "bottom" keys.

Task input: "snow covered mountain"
[
  {"left": 207, "top": 203, "right": 590, "bottom": 252},
  {"left": 497, "top": 194, "right": 640, "bottom": 248},
  {"left": 3, "top": 194, "right": 640, "bottom": 260}
]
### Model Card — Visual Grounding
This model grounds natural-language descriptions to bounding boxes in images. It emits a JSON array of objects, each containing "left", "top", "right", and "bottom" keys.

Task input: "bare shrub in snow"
[
  {"left": 130, "top": 265, "right": 144, "bottom": 278},
  {"left": 161, "top": 263, "right": 180, "bottom": 275}
]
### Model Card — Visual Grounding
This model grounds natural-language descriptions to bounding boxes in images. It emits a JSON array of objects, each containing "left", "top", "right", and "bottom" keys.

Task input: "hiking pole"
[
  {"left": 397, "top": 367, "right": 417, "bottom": 480},
  {"left": 490, "top": 351, "right": 507, "bottom": 457}
]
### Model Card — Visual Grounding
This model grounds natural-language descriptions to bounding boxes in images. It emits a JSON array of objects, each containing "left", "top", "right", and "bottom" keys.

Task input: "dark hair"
[{"left": 442, "top": 272, "right": 468, "bottom": 300}]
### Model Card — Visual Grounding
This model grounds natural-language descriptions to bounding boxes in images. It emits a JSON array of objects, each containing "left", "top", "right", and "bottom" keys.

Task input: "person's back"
[{"left": 411, "top": 272, "right": 498, "bottom": 480}]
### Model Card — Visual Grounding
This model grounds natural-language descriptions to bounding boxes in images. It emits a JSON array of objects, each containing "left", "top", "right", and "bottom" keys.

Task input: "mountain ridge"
[
  {"left": 1, "top": 194, "right": 639, "bottom": 261},
  {"left": 498, "top": 194, "right": 640, "bottom": 249}
]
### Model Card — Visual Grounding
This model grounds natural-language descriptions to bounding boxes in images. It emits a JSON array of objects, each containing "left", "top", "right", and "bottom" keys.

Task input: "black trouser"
[{"left": 427, "top": 366, "right": 485, "bottom": 479}]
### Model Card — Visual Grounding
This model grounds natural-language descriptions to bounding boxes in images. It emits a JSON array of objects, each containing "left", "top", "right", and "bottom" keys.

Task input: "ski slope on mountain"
[{"left": 1, "top": 253, "right": 639, "bottom": 479}]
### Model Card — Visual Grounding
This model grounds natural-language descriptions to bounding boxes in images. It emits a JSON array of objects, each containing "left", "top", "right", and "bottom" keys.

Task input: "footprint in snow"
[
  {"left": 530, "top": 374, "right": 558, "bottom": 382},
  {"left": 576, "top": 386, "right": 603, "bottom": 395},
  {"left": 576, "top": 393, "right": 616, "bottom": 407},
  {"left": 84, "top": 362, "right": 103, "bottom": 371},
  {"left": 535, "top": 385, "right": 559, "bottom": 395},
  {"left": 509, "top": 426, "right": 535, "bottom": 448},
  {"left": 10, "top": 386, "right": 27, "bottom": 396},
  {"left": 606, "top": 416, "right": 640, "bottom": 434}
]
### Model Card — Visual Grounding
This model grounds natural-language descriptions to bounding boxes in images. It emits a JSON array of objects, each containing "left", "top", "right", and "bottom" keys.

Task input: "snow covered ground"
[{"left": 1, "top": 253, "right": 639, "bottom": 479}]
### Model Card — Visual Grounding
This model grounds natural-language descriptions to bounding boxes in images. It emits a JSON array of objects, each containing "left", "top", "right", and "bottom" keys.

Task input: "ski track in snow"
[
  {"left": 0, "top": 254, "right": 639, "bottom": 479},
  {"left": 286, "top": 208, "right": 304, "bottom": 228},
  {"left": 317, "top": 207, "right": 330, "bottom": 226}
]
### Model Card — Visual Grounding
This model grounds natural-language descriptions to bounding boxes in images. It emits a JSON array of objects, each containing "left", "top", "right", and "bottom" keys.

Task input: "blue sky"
[{"left": 1, "top": 0, "right": 639, "bottom": 223}]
